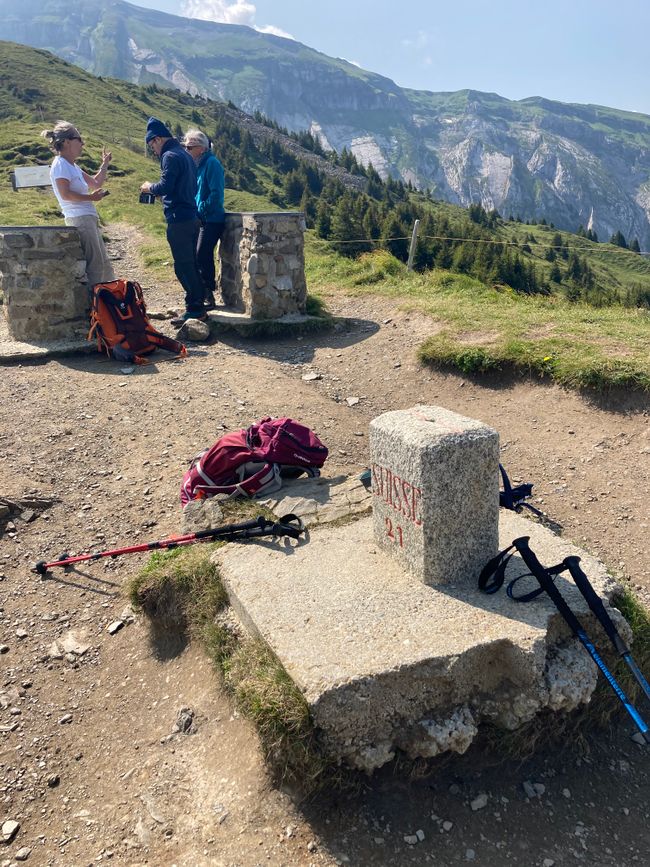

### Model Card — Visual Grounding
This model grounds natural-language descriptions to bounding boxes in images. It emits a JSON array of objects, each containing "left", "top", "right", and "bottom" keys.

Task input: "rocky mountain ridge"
[{"left": 1, "top": 0, "right": 650, "bottom": 248}]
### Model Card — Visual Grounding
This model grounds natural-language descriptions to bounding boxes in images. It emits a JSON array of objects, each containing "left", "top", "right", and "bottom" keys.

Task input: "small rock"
[
  {"left": 562, "top": 788, "right": 571, "bottom": 799},
  {"left": 47, "top": 774, "right": 60, "bottom": 788},
  {"left": 120, "top": 605, "right": 136, "bottom": 625},
  {"left": 307, "top": 841, "right": 317, "bottom": 852},
  {"left": 523, "top": 780, "right": 541, "bottom": 799},
  {"left": 0, "top": 645, "right": 9, "bottom": 654},
  {"left": 107, "top": 620, "right": 124, "bottom": 635},
  {"left": 631, "top": 732, "right": 646, "bottom": 746},
  {"left": 1, "top": 820, "right": 19, "bottom": 843},
  {"left": 415, "top": 829, "right": 425, "bottom": 842},
  {"left": 15, "top": 847, "right": 31, "bottom": 862},
  {"left": 177, "top": 318, "right": 211, "bottom": 341},
  {"left": 345, "top": 397, "right": 360, "bottom": 407},
  {"left": 543, "top": 859, "right": 555, "bottom": 867},
  {"left": 59, "top": 630, "right": 91, "bottom": 657},
  {"left": 285, "top": 825, "right": 295, "bottom": 838},
  {"left": 15, "top": 628, "right": 28, "bottom": 639},
  {"left": 58, "top": 713, "right": 73, "bottom": 725},
  {"left": 442, "top": 821, "right": 453, "bottom": 832},
  {"left": 465, "top": 849, "right": 476, "bottom": 861},
  {"left": 449, "top": 784, "right": 461, "bottom": 795},
  {"left": 301, "top": 372, "right": 321, "bottom": 381},
  {"left": 403, "top": 834, "right": 418, "bottom": 845},
  {"left": 470, "top": 793, "right": 488, "bottom": 811},
  {"left": 172, "top": 707, "right": 195, "bottom": 734}
]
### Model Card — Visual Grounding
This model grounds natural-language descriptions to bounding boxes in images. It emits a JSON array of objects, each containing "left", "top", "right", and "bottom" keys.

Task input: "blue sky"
[{"left": 132, "top": 0, "right": 650, "bottom": 115}]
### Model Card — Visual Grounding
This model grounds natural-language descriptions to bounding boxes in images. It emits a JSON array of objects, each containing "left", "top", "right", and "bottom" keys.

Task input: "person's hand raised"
[{"left": 101, "top": 146, "right": 112, "bottom": 166}]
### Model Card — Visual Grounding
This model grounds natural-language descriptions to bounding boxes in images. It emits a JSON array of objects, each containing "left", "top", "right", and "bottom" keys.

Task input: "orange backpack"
[{"left": 88, "top": 279, "right": 187, "bottom": 364}]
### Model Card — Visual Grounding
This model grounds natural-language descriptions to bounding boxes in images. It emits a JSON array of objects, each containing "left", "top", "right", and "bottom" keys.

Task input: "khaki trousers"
[{"left": 65, "top": 214, "right": 116, "bottom": 288}]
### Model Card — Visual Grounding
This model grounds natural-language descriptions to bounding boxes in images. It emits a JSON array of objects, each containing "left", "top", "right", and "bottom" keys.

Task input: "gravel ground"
[{"left": 0, "top": 224, "right": 648, "bottom": 866}]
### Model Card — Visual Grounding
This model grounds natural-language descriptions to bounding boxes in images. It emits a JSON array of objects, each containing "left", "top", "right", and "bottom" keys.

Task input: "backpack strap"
[
  {"left": 499, "top": 464, "right": 542, "bottom": 517},
  {"left": 191, "top": 458, "right": 282, "bottom": 500}
]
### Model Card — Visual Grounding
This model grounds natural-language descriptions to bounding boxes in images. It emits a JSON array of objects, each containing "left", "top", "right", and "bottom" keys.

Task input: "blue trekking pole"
[
  {"left": 563, "top": 556, "right": 650, "bottom": 704},
  {"left": 513, "top": 537, "right": 650, "bottom": 744}
]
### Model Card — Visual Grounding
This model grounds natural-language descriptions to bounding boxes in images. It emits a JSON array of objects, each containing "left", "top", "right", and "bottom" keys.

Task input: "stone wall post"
[
  {"left": 219, "top": 212, "right": 307, "bottom": 319},
  {"left": 0, "top": 226, "right": 88, "bottom": 341},
  {"left": 369, "top": 405, "right": 500, "bottom": 587}
]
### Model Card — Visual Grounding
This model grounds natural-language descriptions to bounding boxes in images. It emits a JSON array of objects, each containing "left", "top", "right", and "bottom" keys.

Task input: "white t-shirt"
[{"left": 50, "top": 155, "right": 97, "bottom": 219}]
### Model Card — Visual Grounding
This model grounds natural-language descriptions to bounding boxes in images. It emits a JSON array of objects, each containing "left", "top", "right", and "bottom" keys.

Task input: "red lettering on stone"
[
  {"left": 401, "top": 480, "right": 412, "bottom": 520},
  {"left": 372, "top": 462, "right": 422, "bottom": 529},
  {"left": 392, "top": 475, "right": 401, "bottom": 512}
]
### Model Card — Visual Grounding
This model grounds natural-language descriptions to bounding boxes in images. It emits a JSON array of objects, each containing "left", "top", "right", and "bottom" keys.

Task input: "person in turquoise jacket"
[{"left": 183, "top": 129, "right": 225, "bottom": 309}]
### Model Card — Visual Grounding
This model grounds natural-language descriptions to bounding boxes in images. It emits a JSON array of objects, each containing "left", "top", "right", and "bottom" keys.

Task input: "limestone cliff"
[{"left": 2, "top": 0, "right": 649, "bottom": 247}]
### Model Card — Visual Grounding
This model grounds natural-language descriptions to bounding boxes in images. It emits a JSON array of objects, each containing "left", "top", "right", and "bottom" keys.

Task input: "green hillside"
[
  {"left": 2, "top": 0, "right": 650, "bottom": 250},
  {"left": 1, "top": 41, "right": 649, "bottom": 391}
]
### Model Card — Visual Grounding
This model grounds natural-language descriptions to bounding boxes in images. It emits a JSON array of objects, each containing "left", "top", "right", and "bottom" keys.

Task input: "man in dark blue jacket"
[{"left": 140, "top": 118, "right": 206, "bottom": 324}]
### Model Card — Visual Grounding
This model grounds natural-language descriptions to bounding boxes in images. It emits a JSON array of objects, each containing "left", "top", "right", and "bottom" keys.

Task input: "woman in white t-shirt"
[{"left": 41, "top": 121, "right": 116, "bottom": 288}]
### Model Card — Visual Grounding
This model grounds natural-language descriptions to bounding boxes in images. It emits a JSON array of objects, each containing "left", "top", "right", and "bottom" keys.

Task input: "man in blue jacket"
[
  {"left": 140, "top": 118, "right": 206, "bottom": 324},
  {"left": 183, "top": 128, "right": 225, "bottom": 309}
]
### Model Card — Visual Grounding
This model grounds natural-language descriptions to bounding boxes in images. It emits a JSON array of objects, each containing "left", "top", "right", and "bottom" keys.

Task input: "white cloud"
[
  {"left": 256, "top": 24, "right": 295, "bottom": 39},
  {"left": 181, "top": 1, "right": 294, "bottom": 39},
  {"left": 401, "top": 30, "right": 430, "bottom": 49}
]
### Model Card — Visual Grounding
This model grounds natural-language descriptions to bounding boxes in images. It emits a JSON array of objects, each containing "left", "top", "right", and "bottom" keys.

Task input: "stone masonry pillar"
[
  {"left": 0, "top": 226, "right": 88, "bottom": 341},
  {"left": 218, "top": 212, "right": 306, "bottom": 319},
  {"left": 369, "top": 405, "right": 499, "bottom": 587}
]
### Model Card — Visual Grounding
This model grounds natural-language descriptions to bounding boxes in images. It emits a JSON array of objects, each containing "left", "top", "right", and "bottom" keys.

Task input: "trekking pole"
[
  {"left": 513, "top": 536, "right": 650, "bottom": 743},
  {"left": 563, "top": 556, "right": 650, "bottom": 704},
  {"left": 32, "top": 513, "right": 304, "bottom": 576}
]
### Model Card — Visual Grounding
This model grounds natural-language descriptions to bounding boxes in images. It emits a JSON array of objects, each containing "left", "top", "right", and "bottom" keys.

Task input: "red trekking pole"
[{"left": 32, "top": 514, "right": 304, "bottom": 576}]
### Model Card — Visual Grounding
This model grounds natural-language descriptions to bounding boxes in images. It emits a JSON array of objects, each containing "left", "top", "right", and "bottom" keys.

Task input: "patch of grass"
[
  {"left": 128, "top": 545, "right": 226, "bottom": 639},
  {"left": 221, "top": 638, "right": 334, "bottom": 789},
  {"left": 129, "top": 526, "right": 340, "bottom": 792},
  {"left": 306, "top": 240, "right": 650, "bottom": 392}
]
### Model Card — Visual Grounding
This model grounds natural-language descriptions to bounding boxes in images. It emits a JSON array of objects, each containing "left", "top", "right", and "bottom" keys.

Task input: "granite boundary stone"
[{"left": 370, "top": 405, "right": 499, "bottom": 587}]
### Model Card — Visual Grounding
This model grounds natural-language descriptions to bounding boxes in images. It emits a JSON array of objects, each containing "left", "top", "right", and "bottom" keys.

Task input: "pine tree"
[
  {"left": 314, "top": 198, "right": 331, "bottom": 239},
  {"left": 610, "top": 230, "right": 628, "bottom": 248}
]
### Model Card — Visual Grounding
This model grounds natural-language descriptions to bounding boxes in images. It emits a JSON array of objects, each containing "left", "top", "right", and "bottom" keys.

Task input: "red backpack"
[
  {"left": 89, "top": 279, "right": 187, "bottom": 364},
  {"left": 180, "top": 417, "right": 328, "bottom": 505}
]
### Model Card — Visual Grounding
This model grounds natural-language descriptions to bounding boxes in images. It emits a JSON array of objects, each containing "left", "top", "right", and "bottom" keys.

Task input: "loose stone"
[
  {"left": 1, "top": 820, "right": 20, "bottom": 843},
  {"left": 470, "top": 793, "right": 488, "bottom": 811}
]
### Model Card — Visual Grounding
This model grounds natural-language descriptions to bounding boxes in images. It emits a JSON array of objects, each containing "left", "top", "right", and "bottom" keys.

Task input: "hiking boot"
[{"left": 204, "top": 291, "right": 217, "bottom": 310}]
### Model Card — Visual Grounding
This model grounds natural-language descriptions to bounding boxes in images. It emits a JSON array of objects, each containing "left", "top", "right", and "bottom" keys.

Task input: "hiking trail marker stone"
[{"left": 370, "top": 405, "right": 499, "bottom": 586}]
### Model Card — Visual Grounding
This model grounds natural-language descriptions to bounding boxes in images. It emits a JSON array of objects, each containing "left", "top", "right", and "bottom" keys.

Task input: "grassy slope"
[
  {"left": 0, "top": 41, "right": 277, "bottom": 286},
  {"left": 306, "top": 242, "right": 650, "bottom": 391},
  {"left": 1, "top": 41, "right": 648, "bottom": 391}
]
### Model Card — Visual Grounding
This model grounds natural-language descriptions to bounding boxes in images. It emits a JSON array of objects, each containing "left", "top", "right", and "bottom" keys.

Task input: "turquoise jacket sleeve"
[{"left": 197, "top": 155, "right": 225, "bottom": 222}]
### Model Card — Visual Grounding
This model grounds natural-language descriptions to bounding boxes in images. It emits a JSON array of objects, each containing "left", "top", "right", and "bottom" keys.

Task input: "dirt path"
[{"left": 1, "top": 224, "right": 648, "bottom": 866}]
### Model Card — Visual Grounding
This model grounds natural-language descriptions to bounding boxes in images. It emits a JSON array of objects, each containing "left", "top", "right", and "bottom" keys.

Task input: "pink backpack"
[{"left": 180, "top": 417, "right": 328, "bottom": 505}]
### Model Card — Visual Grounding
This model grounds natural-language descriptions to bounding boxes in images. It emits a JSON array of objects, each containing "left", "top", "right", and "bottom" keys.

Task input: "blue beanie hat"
[{"left": 145, "top": 117, "right": 172, "bottom": 144}]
